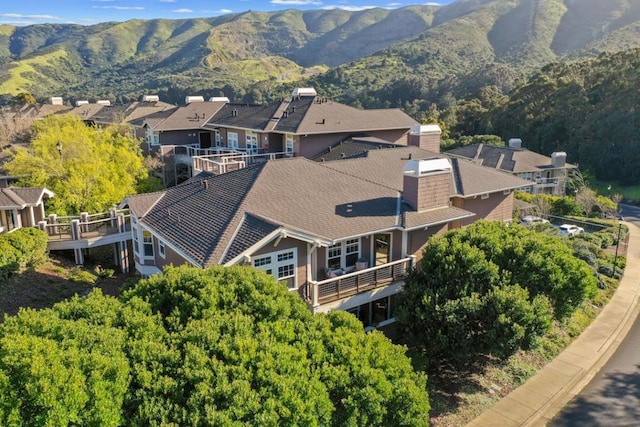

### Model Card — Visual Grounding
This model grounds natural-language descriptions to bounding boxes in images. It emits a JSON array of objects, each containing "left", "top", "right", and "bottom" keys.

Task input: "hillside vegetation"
[
  {"left": 442, "top": 48, "right": 640, "bottom": 185},
  {"left": 1, "top": 0, "right": 639, "bottom": 107}
]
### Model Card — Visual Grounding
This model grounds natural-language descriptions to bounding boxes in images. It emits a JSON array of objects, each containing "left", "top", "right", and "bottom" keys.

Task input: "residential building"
[
  {"left": 445, "top": 138, "right": 576, "bottom": 196},
  {"left": 0, "top": 187, "right": 53, "bottom": 234},
  {"left": 124, "top": 143, "right": 530, "bottom": 328}
]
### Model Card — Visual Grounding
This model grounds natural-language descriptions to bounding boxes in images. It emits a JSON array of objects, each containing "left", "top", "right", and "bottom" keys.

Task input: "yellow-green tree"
[{"left": 5, "top": 115, "right": 149, "bottom": 215}]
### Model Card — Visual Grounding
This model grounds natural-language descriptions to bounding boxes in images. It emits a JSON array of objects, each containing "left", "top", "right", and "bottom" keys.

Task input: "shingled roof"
[
  {"left": 127, "top": 144, "right": 530, "bottom": 267},
  {"left": 150, "top": 101, "right": 228, "bottom": 131},
  {"left": 318, "top": 145, "right": 531, "bottom": 197},
  {"left": 0, "top": 187, "right": 52, "bottom": 209},
  {"left": 445, "top": 144, "right": 576, "bottom": 173},
  {"left": 274, "top": 95, "right": 417, "bottom": 135},
  {"left": 127, "top": 158, "right": 411, "bottom": 267}
]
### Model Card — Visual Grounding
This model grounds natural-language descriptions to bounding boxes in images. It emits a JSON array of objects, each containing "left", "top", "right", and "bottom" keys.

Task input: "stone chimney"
[
  {"left": 508, "top": 138, "right": 522, "bottom": 149},
  {"left": 408, "top": 124, "right": 442, "bottom": 153},
  {"left": 403, "top": 158, "right": 452, "bottom": 211}
]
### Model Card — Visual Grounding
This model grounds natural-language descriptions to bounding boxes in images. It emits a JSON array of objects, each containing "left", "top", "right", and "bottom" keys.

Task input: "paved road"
[{"left": 549, "top": 203, "right": 640, "bottom": 426}]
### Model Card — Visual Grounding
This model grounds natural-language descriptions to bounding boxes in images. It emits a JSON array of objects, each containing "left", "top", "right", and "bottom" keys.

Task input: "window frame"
[
  {"left": 252, "top": 248, "right": 297, "bottom": 290},
  {"left": 227, "top": 132, "right": 239, "bottom": 149},
  {"left": 327, "top": 238, "right": 360, "bottom": 271}
]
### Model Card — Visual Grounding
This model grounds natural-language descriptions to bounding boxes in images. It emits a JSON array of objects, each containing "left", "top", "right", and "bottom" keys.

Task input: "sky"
[{"left": 0, "top": 0, "right": 456, "bottom": 26}]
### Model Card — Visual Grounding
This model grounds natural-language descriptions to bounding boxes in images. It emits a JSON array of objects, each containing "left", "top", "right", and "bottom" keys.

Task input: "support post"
[{"left": 71, "top": 219, "right": 84, "bottom": 265}]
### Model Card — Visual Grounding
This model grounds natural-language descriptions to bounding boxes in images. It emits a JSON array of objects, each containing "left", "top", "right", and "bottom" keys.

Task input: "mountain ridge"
[{"left": 0, "top": 0, "right": 638, "bottom": 108}]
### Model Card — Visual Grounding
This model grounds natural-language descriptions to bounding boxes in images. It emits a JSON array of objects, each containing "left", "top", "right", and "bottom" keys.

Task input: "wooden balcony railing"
[
  {"left": 307, "top": 257, "right": 413, "bottom": 307},
  {"left": 40, "top": 209, "right": 130, "bottom": 241}
]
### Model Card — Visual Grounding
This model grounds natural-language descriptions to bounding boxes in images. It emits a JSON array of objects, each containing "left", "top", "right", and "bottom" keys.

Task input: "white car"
[
  {"left": 520, "top": 216, "right": 550, "bottom": 227},
  {"left": 559, "top": 224, "right": 584, "bottom": 237}
]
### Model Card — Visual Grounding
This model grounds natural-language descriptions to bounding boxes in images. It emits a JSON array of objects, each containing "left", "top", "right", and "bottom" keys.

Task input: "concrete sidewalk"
[{"left": 467, "top": 221, "right": 640, "bottom": 427}]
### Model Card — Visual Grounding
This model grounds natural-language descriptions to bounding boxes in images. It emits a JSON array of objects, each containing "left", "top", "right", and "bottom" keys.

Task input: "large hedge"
[
  {"left": 0, "top": 228, "right": 48, "bottom": 279},
  {"left": 0, "top": 265, "right": 430, "bottom": 426},
  {"left": 397, "top": 221, "right": 598, "bottom": 364}
]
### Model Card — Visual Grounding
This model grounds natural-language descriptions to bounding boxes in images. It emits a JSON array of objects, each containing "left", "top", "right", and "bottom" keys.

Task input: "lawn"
[{"left": 591, "top": 180, "right": 640, "bottom": 203}]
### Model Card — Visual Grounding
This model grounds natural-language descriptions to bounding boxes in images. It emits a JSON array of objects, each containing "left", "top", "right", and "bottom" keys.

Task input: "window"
[
  {"left": 285, "top": 134, "right": 294, "bottom": 156},
  {"left": 214, "top": 131, "right": 221, "bottom": 146},
  {"left": 252, "top": 249, "right": 296, "bottom": 289},
  {"left": 327, "top": 244, "right": 342, "bottom": 270},
  {"left": 132, "top": 225, "right": 140, "bottom": 254},
  {"left": 227, "top": 132, "right": 238, "bottom": 149},
  {"left": 158, "top": 240, "right": 166, "bottom": 258},
  {"left": 246, "top": 132, "right": 258, "bottom": 153},
  {"left": 143, "top": 230, "right": 154, "bottom": 257},
  {"left": 146, "top": 128, "right": 159, "bottom": 146},
  {"left": 327, "top": 239, "right": 360, "bottom": 270}
]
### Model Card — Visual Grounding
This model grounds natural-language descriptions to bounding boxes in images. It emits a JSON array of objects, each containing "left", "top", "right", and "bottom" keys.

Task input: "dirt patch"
[{"left": 0, "top": 250, "right": 135, "bottom": 320}]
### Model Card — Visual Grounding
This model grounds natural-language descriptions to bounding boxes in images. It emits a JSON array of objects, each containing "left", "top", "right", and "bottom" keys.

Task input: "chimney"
[
  {"left": 142, "top": 95, "right": 160, "bottom": 102},
  {"left": 403, "top": 158, "right": 452, "bottom": 211},
  {"left": 185, "top": 96, "right": 205, "bottom": 104},
  {"left": 208, "top": 96, "right": 230, "bottom": 102},
  {"left": 50, "top": 97, "right": 63, "bottom": 105},
  {"left": 76, "top": 100, "right": 89, "bottom": 106},
  {"left": 408, "top": 124, "right": 442, "bottom": 153},
  {"left": 551, "top": 152, "right": 567, "bottom": 168},
  {"left": 508, "top": 138, "right": 522, "bottom": 149}
]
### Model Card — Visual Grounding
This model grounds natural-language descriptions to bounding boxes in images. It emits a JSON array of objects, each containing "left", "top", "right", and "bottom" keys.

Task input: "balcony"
[
  {"left": 192, "top": 150, "right": 289, "bottom": 176},
  {"left": 307, "top": 257, "right": 413, "bottom": 308},
  {"left": 532, "top": 177, "right": 562, "bottom": 195},
  {"left": 42, "top": 210, "right": 131, "bottom": 250}
]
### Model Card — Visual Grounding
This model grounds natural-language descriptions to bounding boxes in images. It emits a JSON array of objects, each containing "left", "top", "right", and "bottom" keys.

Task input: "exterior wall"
[
  {"left": 297, "top": 129, "right": 410, "bottom": 158},
  {"left": 407, "top": 224, "right": 447, "bottom": 262},
  {"left": 251, "top": 237, "right": 308, "bottom": 289},
  {"left": 409, "top": 132, "right": 440, "bottom": 153},
  {"left": 160, "top": 130, "right": 201, "bottom": 146},
  {"left": 156, "top": 239, "right": 190, "bottom": 269},
  {"left": 455, "top": 192, "right": 514, "bottom": 227},
  {"left": 390, "top": 230, "right": 403, "bottom": 260},
  {"left": 403, "top": 172, "right": 451, "bottom": 211}
]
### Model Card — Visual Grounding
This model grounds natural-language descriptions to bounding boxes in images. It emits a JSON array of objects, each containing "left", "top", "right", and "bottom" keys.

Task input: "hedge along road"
[{"left": 549, "top": 203, "right": 640, "bottom": 426}]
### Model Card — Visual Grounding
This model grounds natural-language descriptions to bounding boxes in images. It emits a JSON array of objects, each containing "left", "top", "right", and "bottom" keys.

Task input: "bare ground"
[{"left": 0, "top": 248, "right": 134, "bottom": 320}]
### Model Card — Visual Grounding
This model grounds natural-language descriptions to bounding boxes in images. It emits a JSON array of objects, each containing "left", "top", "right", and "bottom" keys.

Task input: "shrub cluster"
[
  {"left": 0, "top": 228, "right": 48, "bottom": 279},
  {"left": 397, "top": 221, "right": 599, "bottom": 365}
]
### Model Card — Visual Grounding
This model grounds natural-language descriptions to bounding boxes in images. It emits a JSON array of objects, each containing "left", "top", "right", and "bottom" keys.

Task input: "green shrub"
[
  {"left": 67, "top": 267, "right": 97, "bottom": 284},
  {"left": 2, "top": 228, "right": 48, "bottom": 268},
  {"left": 0, "top": 241, "right": 20, "bottom": 280}
]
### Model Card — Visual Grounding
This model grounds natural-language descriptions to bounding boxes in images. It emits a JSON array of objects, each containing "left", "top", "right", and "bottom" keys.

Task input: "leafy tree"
[
  {"left": 397, "top": 221, "right": 597, "bottom": 363},
  {"left": 0, "top": 266, "right": 430, "bottom": 426},
  {"left": 11, "top": 92, "right": 36, "bottom": 106},
  {"left": 5, "top": 115, "right": 150, "bottom": 215}
]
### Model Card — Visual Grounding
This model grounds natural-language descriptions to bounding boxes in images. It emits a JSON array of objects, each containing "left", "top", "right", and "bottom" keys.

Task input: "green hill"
[{"left": 0, "top": 0, "right": 639, "bottom": 108}]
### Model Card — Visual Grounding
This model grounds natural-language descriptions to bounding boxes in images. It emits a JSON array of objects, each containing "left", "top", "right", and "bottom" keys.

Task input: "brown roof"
[
  {"left": 445, "top": 144, "right": 576, "bottom": 173},
  {"left": 128, "top": 158, "right": 417, "bottom": 267},
  {"left": 404, "top": 206, "right": 475, "bottom": 229},
  {"left": 129, "top": 146, "right": 529, "bottom": 267},
  {"left": 0, "top": 187, "right": 52, "bottom": 209},
  {"left": 152, "top": 101, "right": 227, "bottom": 131},
  {"left": 65, "top": 104, "right": 107, "bottom": 121},
  {"left": 321, "top": 146, "right": 531, "bottom": 197},
  {"left": 277, "top": 97, "right": 417, "bottom": 135}
]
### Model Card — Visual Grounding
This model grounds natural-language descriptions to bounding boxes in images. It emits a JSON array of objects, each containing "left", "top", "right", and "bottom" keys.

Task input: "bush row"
[{"left": 0, "top": 228, "right": 48, "bottom": 280}]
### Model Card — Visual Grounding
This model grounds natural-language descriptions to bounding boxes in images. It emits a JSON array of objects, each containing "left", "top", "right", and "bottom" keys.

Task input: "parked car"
[
  {"left": 520, "top": 216, "right": 550, "bottom": 227},
  {"left": 559, "top": 224, "right": 584, "bottom": 237}
]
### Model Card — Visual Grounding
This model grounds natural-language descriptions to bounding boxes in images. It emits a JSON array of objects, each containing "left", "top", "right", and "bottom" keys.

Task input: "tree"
[
  {"left": 5, "top": 115, "right": 150, "bottom": 215},
  {"left": 11, "top": 92, "right": 36, "bottom": 106},
  {"left": 397, "top": 221, "right": 598, "bottom": 363},
  {"left": 0, "top": 266, "right": 430, "bottom": 426}
]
